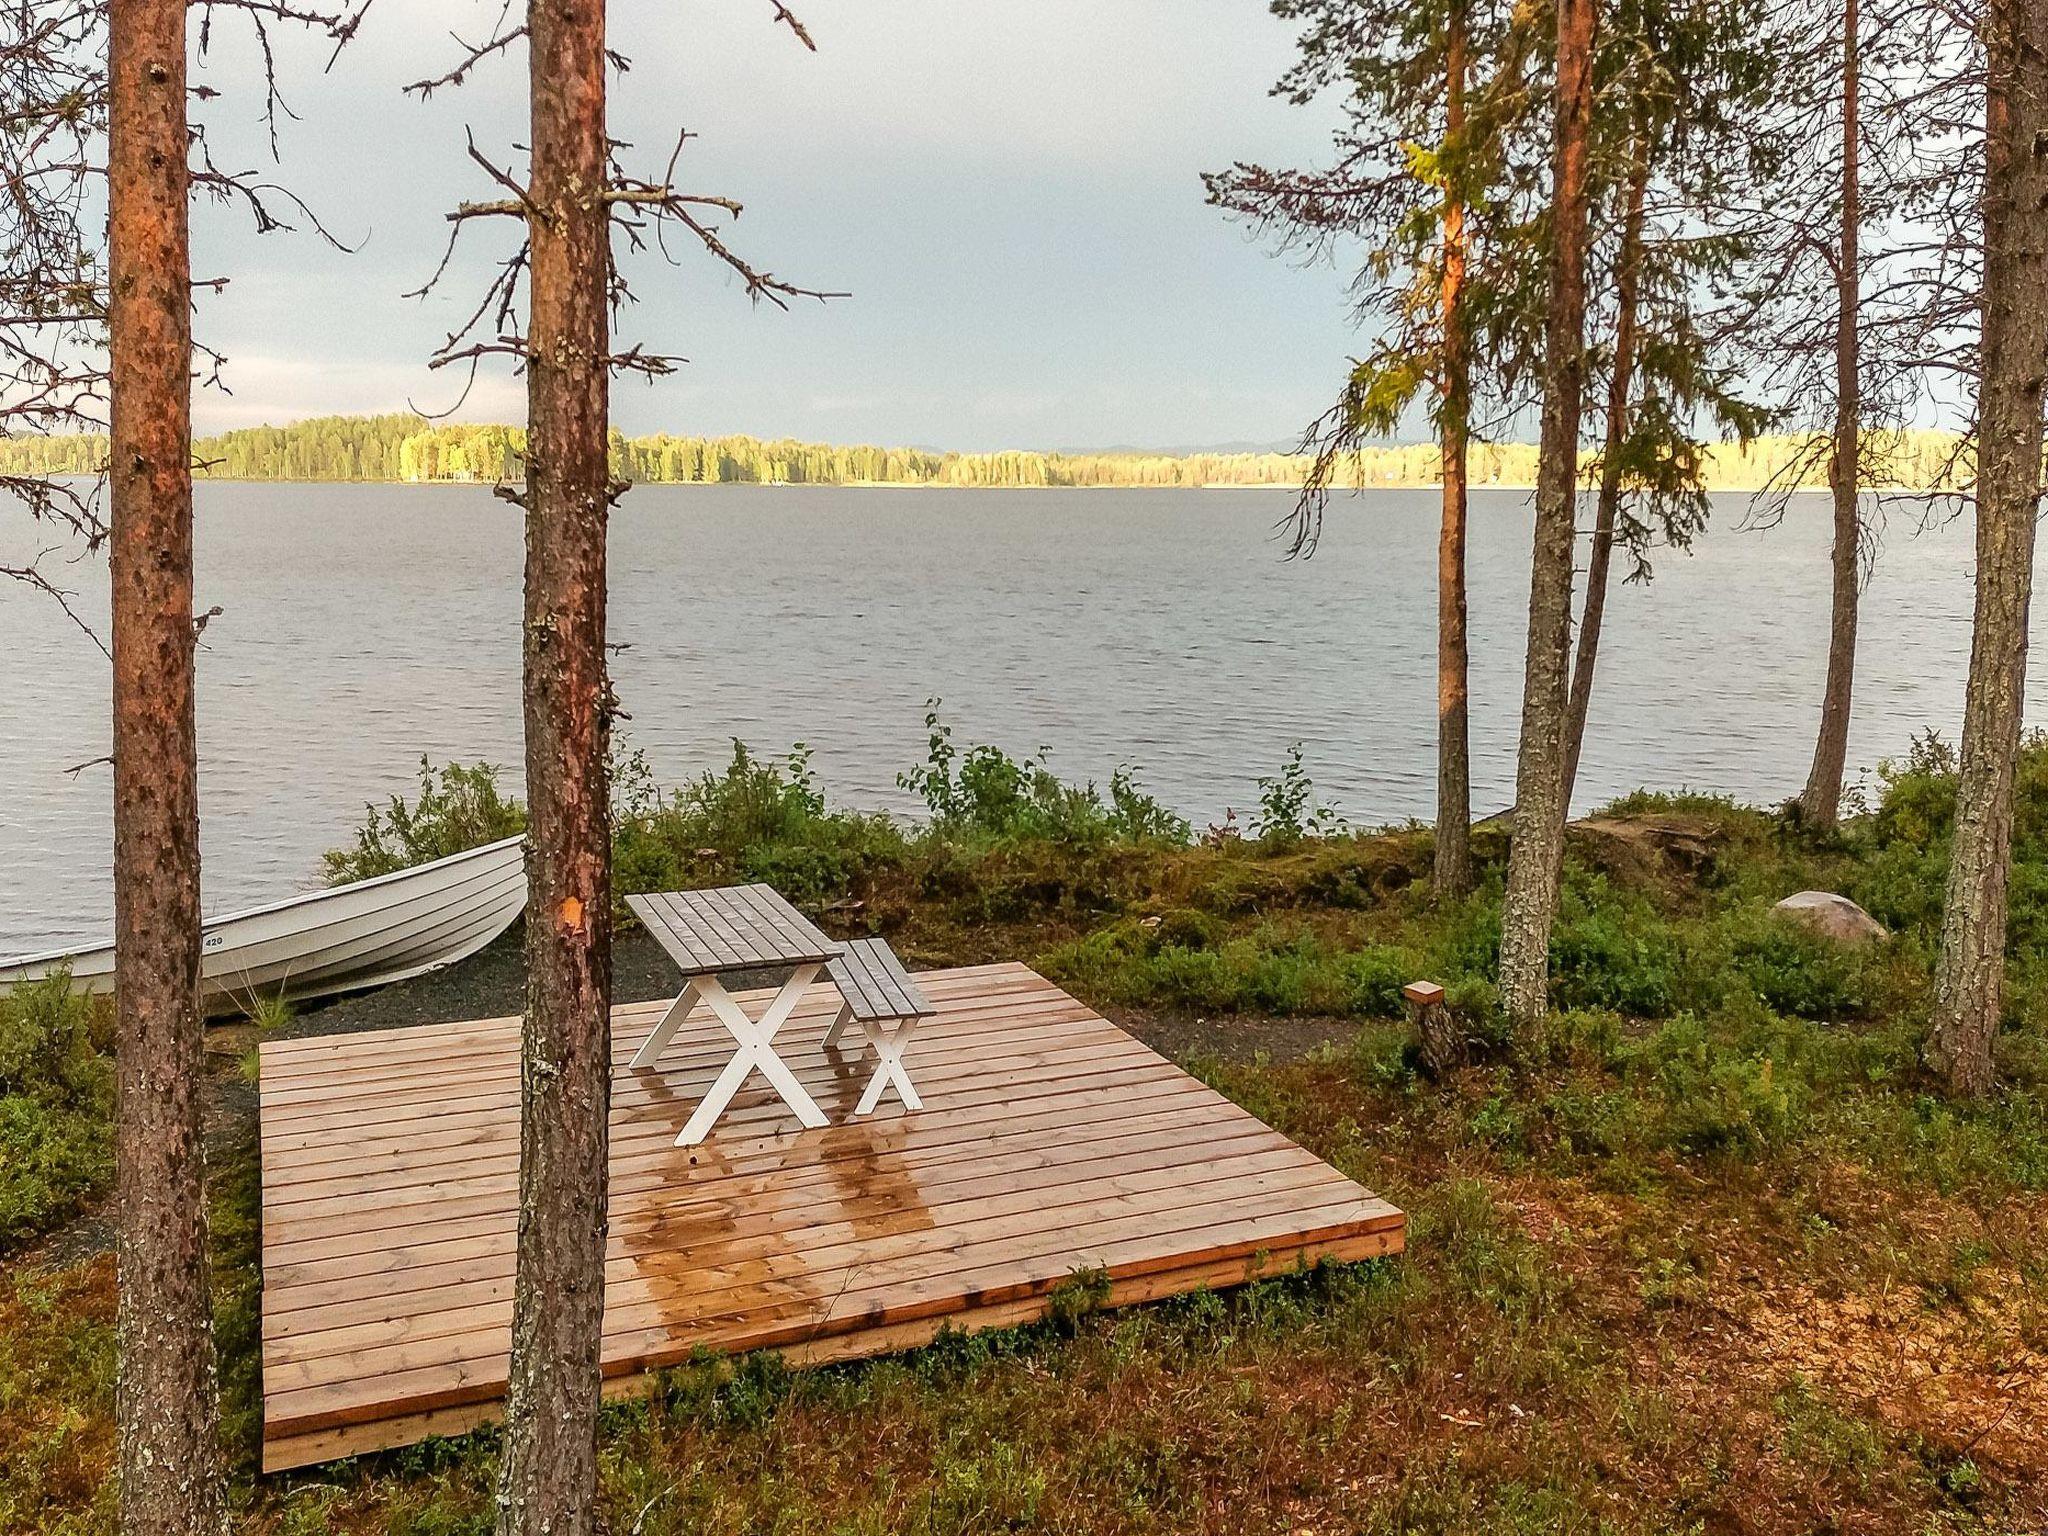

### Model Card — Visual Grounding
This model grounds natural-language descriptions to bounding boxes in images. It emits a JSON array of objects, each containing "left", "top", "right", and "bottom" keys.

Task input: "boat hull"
[{"left": 0, "top": 835, "right": 528, "bottom": 1016}]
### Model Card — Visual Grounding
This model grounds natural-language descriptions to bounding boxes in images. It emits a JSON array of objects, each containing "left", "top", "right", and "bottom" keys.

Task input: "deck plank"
[{"left": 258, "top": 962, "right": 1404, "bottom": 1470}]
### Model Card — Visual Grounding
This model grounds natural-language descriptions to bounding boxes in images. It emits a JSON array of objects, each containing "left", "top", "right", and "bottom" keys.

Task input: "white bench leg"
[
  {"left": 853, "top": 1017, "right": 922, "bottom": 1116},
  {"left": 628, "top": 978, "right": 705, "bottom": 1069},
  {"left": 822, "top": 1000, "right": 857, "bottom": 1051},
  {"left": 675, "top": 966, "right": 827, "bottom": 1146}
]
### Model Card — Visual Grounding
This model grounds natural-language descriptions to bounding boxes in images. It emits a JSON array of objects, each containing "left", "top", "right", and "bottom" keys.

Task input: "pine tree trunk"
[
  {"left": 108, "top": 1, "right": 224, "bottom": 1530},
  {"left": 494, "top": 0, "right": 616, "bottom": 1528},
  {"left": 1435, "top": 0, "right": 1474, "bottom": 898},
  {"left": 1498, "top": 0, "right": 1597, "bottom": 1032},
  {"left": 1927, "top": 0, "right": 2048, "bottom": 1099},
  {"left": 1801, "top": 0, "right": 1862, "bottom": 829},
  {"left": 1562, "top": 126, "right": 1649, "bottom": 808}
]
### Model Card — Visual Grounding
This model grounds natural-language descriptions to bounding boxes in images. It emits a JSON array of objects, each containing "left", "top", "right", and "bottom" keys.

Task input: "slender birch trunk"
[
  {"left": 1498, "top": 0, "right": 1597, "bottom": 1031},
  {"left": 495, "top": 0, "right": 616, "bottom": 1527},
  {"left": 1801, "top": 0, "right": 1862, "bottom": 828},
  {"left": 1926, "top": 0, "right": 2048, "bottom": 1098},
  {"left": 1562, "top": 125, "right": 1650, "bottom": 807},
  {"left": 108, "top": 0, "right": 224, "bottom": 1530},
  {"left": 1436, "top": 0, "right": 1474, "bottom": 897}
]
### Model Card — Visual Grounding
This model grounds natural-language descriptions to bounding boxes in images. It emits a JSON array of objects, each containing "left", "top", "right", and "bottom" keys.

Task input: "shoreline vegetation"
[
  {"left": 0, "top": 412, "right": 1975, "bottom": 492},
  {"left": 6, "top": 721, "right": 2046, "bottom": 1531}
]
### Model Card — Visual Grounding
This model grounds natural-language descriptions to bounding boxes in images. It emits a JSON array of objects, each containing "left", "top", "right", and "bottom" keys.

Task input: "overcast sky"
[{"left": 182, "top": 1, "right": 1359, "bottom": 451}]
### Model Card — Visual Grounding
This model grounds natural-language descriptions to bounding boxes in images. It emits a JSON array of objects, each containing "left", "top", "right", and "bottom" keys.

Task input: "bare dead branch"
[{"left": 0, "top": 0, "right": 372, "bottom": 634}]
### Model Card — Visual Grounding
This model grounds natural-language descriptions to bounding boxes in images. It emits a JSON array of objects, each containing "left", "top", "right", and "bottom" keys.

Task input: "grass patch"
[{"left": 9, "top": 722, "right": 2048, "bottom": 1531}]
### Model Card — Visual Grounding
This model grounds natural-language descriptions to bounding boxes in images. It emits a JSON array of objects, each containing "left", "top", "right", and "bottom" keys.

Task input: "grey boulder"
[{"left": 1774, "top": 890, "right": 1888, "bottom": 945}]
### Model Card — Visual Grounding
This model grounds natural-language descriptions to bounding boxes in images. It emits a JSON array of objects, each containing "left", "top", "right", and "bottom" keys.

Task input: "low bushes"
[
  {"left": 614, "top": 742, "right": 909, "bottom": 907},
  {"left": 899, "top": 701, "right": 1190, "bottom": 847},
  {"left": 325, "top": 722, "right": 2048, "bottom": 1105},
  {"left": 0, "top": 976, "right": 112, "bottom": 1248},
  {"left": 322, "top": 758, "right": 527, "bottom": 885}
]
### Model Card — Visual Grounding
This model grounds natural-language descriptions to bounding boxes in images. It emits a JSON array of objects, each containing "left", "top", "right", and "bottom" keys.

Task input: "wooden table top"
[{"left": 626, "top": 884, "right": 844, "bottom": 976}]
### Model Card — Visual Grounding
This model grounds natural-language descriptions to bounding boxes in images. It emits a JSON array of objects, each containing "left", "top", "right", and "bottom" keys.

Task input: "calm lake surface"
[{"left": 2, "top": 481, "right": 2039, "bottom": 952}]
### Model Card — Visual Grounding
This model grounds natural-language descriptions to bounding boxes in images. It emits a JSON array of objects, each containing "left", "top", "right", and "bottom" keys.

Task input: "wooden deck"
[{"left": 257, "top": 961, "right": 1405, "bottom": 1471}]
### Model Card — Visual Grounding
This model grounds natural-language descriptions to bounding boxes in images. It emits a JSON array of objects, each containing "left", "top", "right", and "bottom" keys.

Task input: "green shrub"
[
  {"left": 1597, "top": 787, "right": 1747, "bottom": 818},
  {"left": 1865, "top": 731, "right": 1959, "bottom": 851},
  {"left": 1546, "top": 1008, "right": 1627, "bottom": 1070},
  {"left": 1154, "top": 908, "right": 1224, "bottom": 950},
  {"left": 1897, "top": 1089, "right": 2048, "bottom": 1194},
  {"left": 1849, "top": 841, "right": 1947, "bottom": 937},
  {"left": 1721, "top": 908, "right": 1871, "bottom": 1020},
  {"left": 1857, "top": 729, "right": 2048, "bottom": 954},
  {"left": 1147, "top": 945, "right": 1237, "bottom": 1012},
  {"left": 1341, "top": 946, "right": 1414, "bottom": 1018},
  {"left": 0, "top": 975, "right": 112, "bottom": 1247},
  {"left": 1635, "top": 1015, "right": 1802, "bottom": 1158},
  {"left": 1432, "top": 892, "right": 1505, "bottom": 982},
  {"left": 1547, "top": 876, "right": 1683, "bottom": 1016},
  {"left": 643, "top": 740, "right": 835, "bottom": 850},
  {"left": 1233, "top": 934, "right": 1328, "bottom": 1014},
  {"left": 898, "top": 699, "right": 1189, "bottom": 845},
  {"left": 1108, "top": 765, "right": 1193, "bottom": 843},
  {"left": 1541, "top": 1081, "right": 1644, "bottom": 1161},
  {"left": 323, "top": 758, "right": 526, "bottom": 884},
  {"left": 1251, "top": 743, "right": 1340, "bottom": 847},
  {"left": 1041, "top": 924, "right": 1409, "bottom": 1020},
  {"left": 616, "top": 740, "right": 907, "bottom": 905}
]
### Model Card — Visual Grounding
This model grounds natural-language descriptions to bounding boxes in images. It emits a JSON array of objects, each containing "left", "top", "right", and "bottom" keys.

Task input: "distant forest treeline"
[{"left": 0, "top": 413, "right": 1972, "bottom": 491}]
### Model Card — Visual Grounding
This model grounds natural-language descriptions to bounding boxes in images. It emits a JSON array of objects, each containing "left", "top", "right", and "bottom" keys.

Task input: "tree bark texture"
[
  {"left": 1498, "top": 0, "right": 1597, "bottom": 1031},
  {"left": 1801, "top": 0, "right": 1863, "bottom": 828},
  {"left": 1436, "top": 0, "right": 1474, "bottom": 898},
  {"left": 494, "top": 0, "right": 617, "bottom": 1529},
  {"left": 1561, "top": 125, "right": 1648, "bottom": 809},
  {"left": 1927, "top": 0, "right": 2048, "bottom": 1098},
  {"left": 108, "top": 0, "right": 225, "bottom": 1530}
]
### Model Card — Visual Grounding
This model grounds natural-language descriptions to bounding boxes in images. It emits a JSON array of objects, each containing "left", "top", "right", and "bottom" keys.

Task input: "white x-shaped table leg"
[
  {"left": 629, "top": 977, "right": 708, "bottom": 1070},
  {"left": 852, "top": 1017, "right": 923, "bottom": 1117},
  {"left": 629, "top": 964, "right": 829, "bottom": 1146}
]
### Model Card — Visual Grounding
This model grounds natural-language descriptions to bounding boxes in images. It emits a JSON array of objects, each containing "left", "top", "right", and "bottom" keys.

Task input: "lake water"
[{"left": 1, "top": 481, "right": 2037, "bottom": 953}]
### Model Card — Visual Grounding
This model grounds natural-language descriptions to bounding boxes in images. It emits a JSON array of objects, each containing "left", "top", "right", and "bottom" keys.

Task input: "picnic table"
[{"left": 626, "top": 884, "right": 846, "bottom": 1146}]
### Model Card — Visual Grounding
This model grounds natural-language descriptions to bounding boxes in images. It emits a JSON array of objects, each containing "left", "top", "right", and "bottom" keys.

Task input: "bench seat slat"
[{"left": 828, "top": 939, "right": 934, "bottom": 1021}]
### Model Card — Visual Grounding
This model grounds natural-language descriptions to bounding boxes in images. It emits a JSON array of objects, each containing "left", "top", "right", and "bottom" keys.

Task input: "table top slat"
[
  {"left": 736, "top": 884, "right": 821, "bottom": 955},
  {"left": 732, "top": 884, "right": 842, "bottom": 963},
  {"left": 624, "top": 895, "right": 689, "bottom": 971},
  {"left": 755, "top": 885, "right": 838, "bottom": 958},
  {"left": 630, "top": 885, "right": 843, "bottom": 977},
  {"left": 704, "top": 886, "right": 778, "bottom": 958},
  {"left": 651, "top": 893, "right": 723, "bottom": 971},
  {"left": 687, "top": 889, "right": 757, "bottom": 968},
  {"left": 662, "top": 890, "right": 742, "bottom": 970}
]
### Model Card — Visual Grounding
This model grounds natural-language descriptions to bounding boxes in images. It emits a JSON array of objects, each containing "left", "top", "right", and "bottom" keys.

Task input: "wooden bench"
[{"left": 823, "top": 938, "right": 935, "bottom": 1115}]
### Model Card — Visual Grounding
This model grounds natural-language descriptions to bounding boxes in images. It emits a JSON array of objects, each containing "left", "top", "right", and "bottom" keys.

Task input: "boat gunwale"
[{"left": 0, "top": 833, "right": 528, "bottom": 974}]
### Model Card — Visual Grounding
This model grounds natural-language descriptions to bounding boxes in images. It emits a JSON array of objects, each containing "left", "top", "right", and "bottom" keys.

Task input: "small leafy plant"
[
  {"left": 1252, "top": 743, "right": 1341, "bottom": 846},
  {"left": 898, "top": 698, "right": 1188, "bottom": 845},
  {"left": 322, "top": 757, "right": 527, "bottom": 884}
]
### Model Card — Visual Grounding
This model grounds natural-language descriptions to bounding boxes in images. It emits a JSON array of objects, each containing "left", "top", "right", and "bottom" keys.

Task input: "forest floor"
[{"left": 3, "top": 743, "right": 2046, "bottom": 1535}]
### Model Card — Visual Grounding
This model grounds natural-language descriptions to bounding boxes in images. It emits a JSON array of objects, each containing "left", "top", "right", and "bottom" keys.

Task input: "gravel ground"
[
  {"left": 268, "top": 925, "right": 684, "bottom": 1042},
  {"left": 267, "top": 931, "right": 1357, "bottom": 1067}
]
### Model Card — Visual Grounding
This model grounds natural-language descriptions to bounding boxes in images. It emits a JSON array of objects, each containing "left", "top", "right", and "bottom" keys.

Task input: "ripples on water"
[{"left": 0, "top": 482, "right": 2036, "bottom": 951}]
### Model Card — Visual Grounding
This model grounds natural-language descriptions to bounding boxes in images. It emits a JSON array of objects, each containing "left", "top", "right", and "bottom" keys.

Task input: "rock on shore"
[{"left": 1773, "top": 890, "right": 1888, "bottom": 945}]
